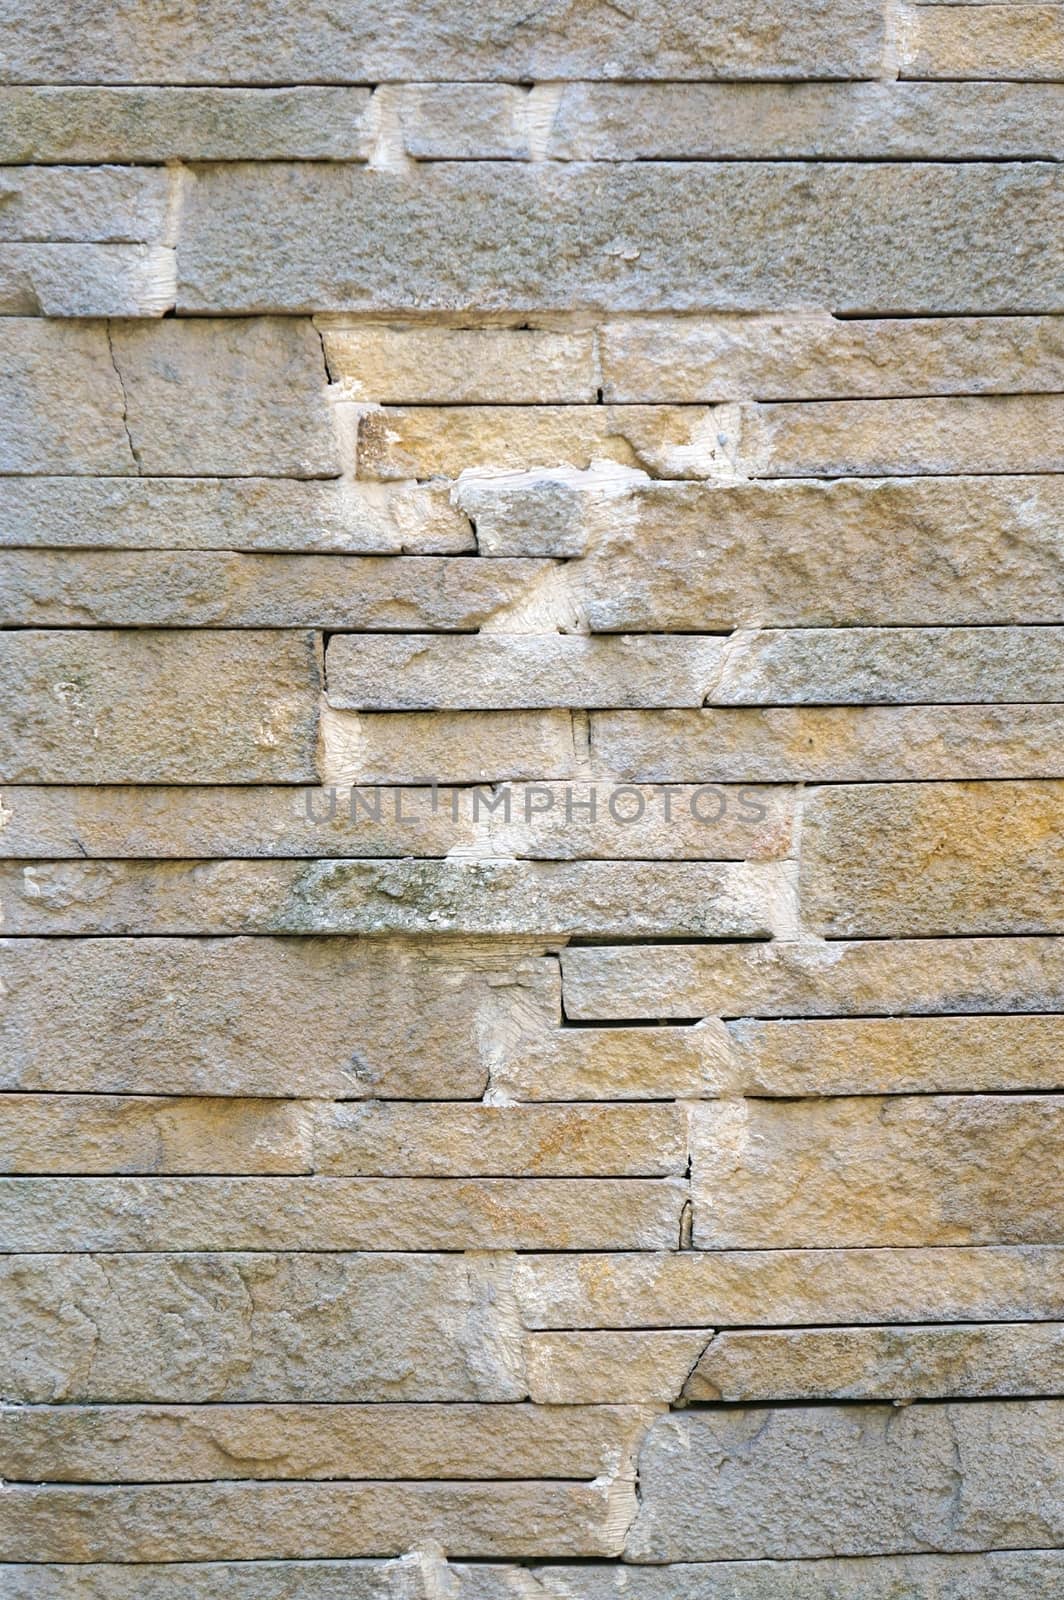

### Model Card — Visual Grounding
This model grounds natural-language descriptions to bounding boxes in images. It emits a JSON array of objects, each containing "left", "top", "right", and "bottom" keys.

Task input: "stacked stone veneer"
[{"left": 2, "top": 4, "right": 1064, "bottom": 1595}]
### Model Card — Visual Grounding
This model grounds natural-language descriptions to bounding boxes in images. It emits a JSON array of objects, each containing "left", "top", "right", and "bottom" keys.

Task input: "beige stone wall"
[{"left": 2, "top": 5, "right": 1063, "bottom": 1594}]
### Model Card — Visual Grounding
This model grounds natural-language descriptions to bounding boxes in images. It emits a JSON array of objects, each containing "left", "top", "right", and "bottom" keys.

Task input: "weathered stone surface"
[
  {"left": 592, "top": 705, "right": 1064, "bottom": 783},
  {"left": 108, "top": 318, "right": 339, "bottom": 477},
  {"left": 0, "top": 2, "right": 888, "bottom": 84},
  {"left": 626, "top": 1401, "right": 1064, "bottom": 1560},
  {"left": 0, "top": 1252, "right": 526, "bottom": 1402},
  {"left": 0, "top": 1564, "right": 433, "bottom": 1600},
  {"left": 0, "top": 477, "right": 474, "bottom": 553},
  {"left": 562, "top": 936, "right": 1064, "bottom": 1021},
  {"left": 0, "top": 1479, "right": 630, "bottom": 1562},
  {"left": 0, "top": 551, "right": 552, "bottom": 627},
  {"left": 177, "top": 163, "right": 1064, "bottom": 316},
  {"left": 396, "top": 84, "right": 532, "bottom": 160},
  {"left": 0, "top": 1176, "right": 685, "bottom": 1252},
  {"left": 0, "top": 858, "right": 787, "bottom": 939},
  {"left": 454, "top": 463, "right": 648, "bottom": 559},
  {"left": 356, "top": 405, "right": 718, "bottom": 480},
  {"left": 691, "top": 1096, "right": 1064, "bottom": 1248},
  {"left": 736, "top": 393, "right": 1064, "bottom": 476},
  {"left": 0, "top": 87, "right": 373, "bottom": 162},
  {"left": 493, "top": 1021, "right": 735, "bottom": 1102},
  {"left": 551, "top": 82, "right": 1064, "bottom": 162},
  {"left": 601, "top": 312, "right": 1064, "bottom": 402},
  {"left": 0, "top": 165, "right": 169, "bottom": 242},
  {"left": 0, "top": 1402, "right": 652, "bottom": 1483},
  {"left": 0, "top": 937, "right": 558, "bottom": 1097},
  {"left": 683, "top": 1322, "right": 1064, "bottom": 1403},
  {"left": 320, "top": 708, "right": 579, "bottom": 786},
  {"left": 570, "top": 477, "right": 1064, "bottom": 629},
  {"left": 0, "top": 241, "right": 176, "bottom": 316},
  {"left": 0, "top": 630, "right": 320, "bottom": 784},
  {"left": 727, "top": 1015, "right": 1064, "bottom": 1096},
  {"left": 711, "top": 626, "right": 1064, "bottom": 704},
  {"left": 326, "top": 634, "right": 723, "bottom": 710},
  {"left": 322, "top": 322, "right": 596, "bottom": 404},
  {"left": 0, "top": 319, "right": 131, "bottom": 473},
  {"left": 515, "top": 1247, "right": 1064, "bottom": 1329},
  {"left": 899, "top": 4, "right": 1064, "bottom": 79},
  {"left": 526, "top": 1331, "right": 709, "bottom": 1403},
  {"left": 801, "top": 781, "right": 1064, "bottom": 937}
]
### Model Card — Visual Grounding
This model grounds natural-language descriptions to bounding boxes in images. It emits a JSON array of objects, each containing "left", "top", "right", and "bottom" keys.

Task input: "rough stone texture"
[
  {"left": 0, "top": 1561, "right": 435, "bottom": 1600},
  {"left": 525, "top": 1331, "right": 711, "bottom": 1404},
  {"left": 326, "top": 634, "right": 724, "bottom": 710},
  {"left": 177, "top": 163, "right": 1064, "bottom": 316},
  {"left": 0, "top": 630, "right": 320, "bottom": 784},
  {"left": 801, "top": 781, "right": 1064, "bottom": 937},
  {"left": 0, "top": 319, "right": 131, "bottom": 472},
  {"left": 492, "top": 1022, "right": 736, "bottom": 1102},
  {"left": 691, "top": 1096, "right": 1064, "bottom": 1248},
  {"left": 0, "top": 241, "right": 176, "bottom": 317},
  {"left": 0, "top": 857, "right": 787, "bottom": 938},
  {"left": 625, "top": 1401, "right": 1064, "bottom": 1560},
  {"left": 899, "top": 4, "right": 1064, "bottom": 79},
  {"left": 395, "top": 84, "right": 533, "bottom": 160},
  {"left": 322, "top": 322, "right": 597, "bottom": 404},
  {"left": 319, "top": 709, "right": 580, "bottom": 786},
  {"left": 0, "top": 165, "right": 170, "bottom": 243},
  {"left": 683, "top": 1323, "right": 1064, "bottom": 1403},
  {"left": 562, "top": 936, "right": 1064, "bottom": 1020},
  {"left": 0, "top": 87, "right": 374, "bottom": 162},
  {"left": 0, "top": 937, "right": 558, "bottom": 1097},
  {"left": 0, "top": 476, "right": 474, "bottom": 552}
]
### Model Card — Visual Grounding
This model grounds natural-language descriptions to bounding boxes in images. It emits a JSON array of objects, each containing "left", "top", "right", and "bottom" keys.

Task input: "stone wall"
[{"left": 1, "top": 4, "right": 1063, "bottom": 1594}]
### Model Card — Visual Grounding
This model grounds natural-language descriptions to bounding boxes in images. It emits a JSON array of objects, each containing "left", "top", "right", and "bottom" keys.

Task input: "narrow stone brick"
[
  {"left": 601, "top": 312, "right": 1064, "bottom": 402},
  {"left": 0, "top": 858, "right": 785, "bottom": 939},
  {"left": 625, "top": 1401, "right": 1064, "bottom": 1560},
  {"left": 492, "top": 1022, "right": 735, "bottom": 1102},
  {"left": 551, "top": 82, "right": 1064, "bottom": 162},
  {"left": 0, "top": 1175, "right": 685, "bottom": 1251},
  {"left": 321, "top": 323, "right": 597, "bottom": 403},
  {"left": 395, "top": 84, "right": 531, "bottom": 160},
  {"left": 0, "top": 241, "right": 176, "bottom": 317},
  {"left": 561, "top": 936, "right": 1064, "bottom": 1020},
  {"left": 711, "top": 626, "right": 1064, "bottom": 704},
  {"left": 899, "top": 4, "right": 1064, "bottom": 79},
  {"left": 684, "top": 1323, "right": 1064, "bottom": 1403},
  {"left": 0, "top": 165, "right": 169, "bottom": 242},
  {"left": 0, "top": 1402, "right": 652, "bottom": 1484},
  {"left": 326, "top": 635, "right": 724, "bottom": 711},
  {"left": 525, "top": 1331, "right": 710, "bottom": 1404},
  {"left": 0, "top": 320, "right": 131, "bottom": 474},
  {"left": 0, "top": 1562, "right": 429, "bottom": 1600},
  {"left": 1, "top": 551, "right": 553, "bottom": 627},
  {"left": 320, "top": 708, "right": 580, "bottom": 786},
  {"left": 453, "top": 463, "right": 648, "bottom": 559},
  {"left": 0, "top": 86, "right": 374, "bottom": 163},
  {"left": 0, "top": 630, "right": 320, "bottom": 784},
  {"left": 514, "top": 1247, "right": 1064, "bottom": 1329},
  {"left": 691, "top": 1096, "right": 1064, "bottom": 1248},
  {"left": 801, "top": 781, "right": 1064, "bottom": 937},
  {"left": 0, "top": 477, "right": 474, "bottom": 553},
  {"left": 0, "top": 937, "right": 558, "bottom": 1098},
  {"left": 592, "top": 705, "right": 1064, "bottom": 783}
]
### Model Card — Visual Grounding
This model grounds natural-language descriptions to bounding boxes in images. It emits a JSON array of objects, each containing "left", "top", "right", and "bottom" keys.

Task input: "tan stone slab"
[
  {"left": 0, "top": 630, "right": 320, "bottom": 785},
  {"left": 177, "top": 162, "right": 1064, "bottom": 316},
  {"left": 492, "top": 1021, "right": 735, "bottom": 1102},
  {"left": 712, "top": 626, "right": 1064, "bottom": 704},
  {"left": 626, "top": 1401, "right": 1064, "bottom": 1561},
  {"left": 562, "top": 935, "right": 1064, "bottom": 1021},
  {"left": 552, "top": 82, "right": 1064, "bottom": 163},
  {"left": 592, "top": 705, "right": 1064, "bottom": 783},
  {"left": 684, "top": 1323, "right": 1064, "bottom": 1403},
  {"left": 0, "top": 937, "right": 558, "bottom": 1098},
  {"left": 0, "top": 1402, "right": 652, "bottom": 1483},
  {"left": 737, "top": 393, "right": 1064, "bottom": 477},
  {"left": 571, "top": 477, "right": 1064, "bottom": 630},
  {"left": 325, "top": 634, "right": 724, "bottom": 710},
  {"left": 728, "top": 1015, "right": 1064, "bottom": 1096},
  {"left": 899, "top": 4, "right": 1064, "bottom": 79},
  {"left": 526, "top": 1331, "right": 710, "bottom": 1404},
  {"left": 321, "top": 323, "right": 596, "bottom": 403},
  {"left": 0, "top": 87, "right": 374, "bottom": 163},
  {"left": 0, "top": 552, "right": 553, "bottom": 627},
  {"left": 0, "top": 1175, "right": 686, "bottom": 1251},
  {"left": 0, "top": 858, "right": 784, "bottom": 939},
  {"left": 514, "top": 1247, "right": 1064, "bottom": 1329},
  {"left": 691, "top": 1096, "right": 1064, "bottom": 1248},
  {"left": 801, "top": 781, "right": 1064, "bottom": 937},
  {"left": 0, "top": 319, "right": 131, "bottom": 474},
  {"left": 0, "top": 1479, "right": 630, "bottom": 1563},
  {"left": 320, "top": 709, "right": 580, "bottom": 786},
  {"left": 0, "top": 241, "right": 176, "bottom": 317},
  {"left": 108, "top": 318, "right": 339, "bottom": 477},
  {"left": 602, "top": 312, "right": 1064, "bottom": 403},
  {"left": 0, "top": 1252, "right": 526, "bottom": 1404}
]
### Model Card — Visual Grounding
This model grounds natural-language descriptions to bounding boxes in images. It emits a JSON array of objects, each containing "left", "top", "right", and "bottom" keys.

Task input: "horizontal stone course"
[
  {"left": 899, "top": 3, "right": 1064, "bottom": 79},
  {"left": 321, "top": 322, "right": 597, "bottom": 404}
]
